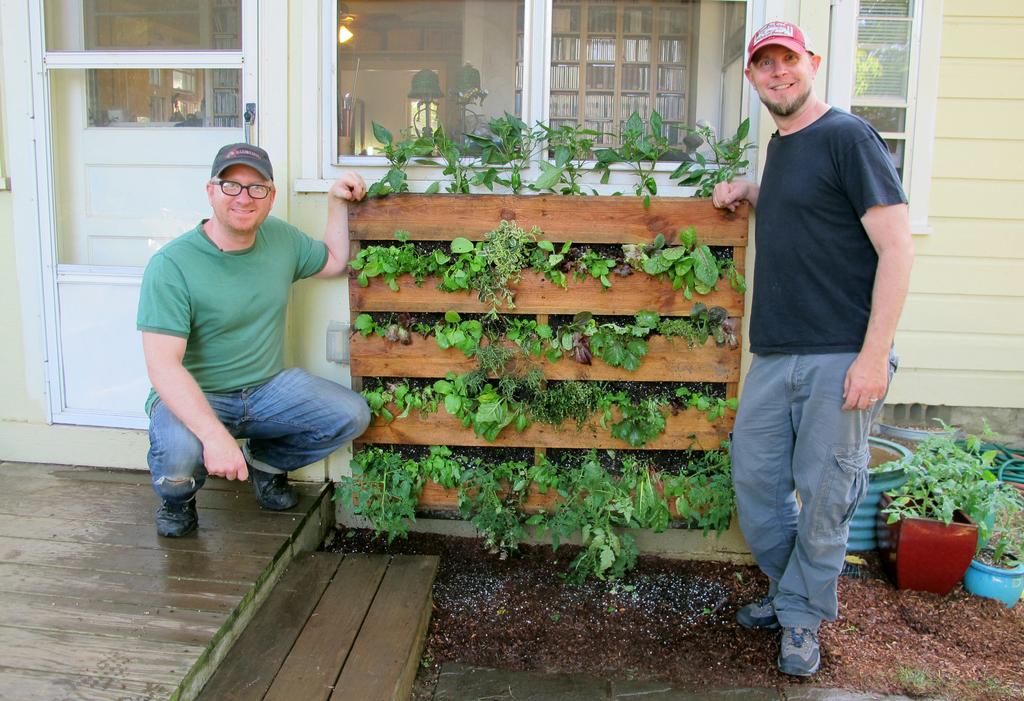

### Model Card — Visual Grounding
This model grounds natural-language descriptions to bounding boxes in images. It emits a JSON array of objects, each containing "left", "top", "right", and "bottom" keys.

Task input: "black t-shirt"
[{"left": 750, "top": 108, "right": 907, "bottom": 355}]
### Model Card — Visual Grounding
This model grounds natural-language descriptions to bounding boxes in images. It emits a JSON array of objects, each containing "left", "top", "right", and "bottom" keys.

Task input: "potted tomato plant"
[{"left": 878, "top": 432, "right": 1008, "bottom": 595}]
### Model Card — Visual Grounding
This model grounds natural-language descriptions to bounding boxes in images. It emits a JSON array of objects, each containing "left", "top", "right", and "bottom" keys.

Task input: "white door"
[{"left": 36, "top": 0, "right": 259, "bottom": 428}]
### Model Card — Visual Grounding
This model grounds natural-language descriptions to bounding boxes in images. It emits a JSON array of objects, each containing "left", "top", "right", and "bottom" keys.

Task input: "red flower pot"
[{"left": 877, "top": 493, "right": 978, "bottom": 595}]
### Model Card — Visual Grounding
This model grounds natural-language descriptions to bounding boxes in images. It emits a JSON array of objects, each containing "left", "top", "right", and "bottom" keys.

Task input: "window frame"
[
  {"left": 311, "top": 0, "right": 759, "bottom": 192},
  {"left": 827, "top": 0, "right": 940, "bottom": 235}
]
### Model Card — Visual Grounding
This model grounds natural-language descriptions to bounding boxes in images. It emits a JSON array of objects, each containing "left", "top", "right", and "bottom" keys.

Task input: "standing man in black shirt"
[{"left": 712, "top": 21, "right": 914, "bottom": 677}]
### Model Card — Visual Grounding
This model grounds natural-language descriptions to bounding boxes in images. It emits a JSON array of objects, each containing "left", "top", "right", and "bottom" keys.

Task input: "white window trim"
[
  {"left": 827, "top": 0, "right": 941, "bottom": 235},
  {"left": 300, "top": 0, "right": 764, "bottom": 196}
]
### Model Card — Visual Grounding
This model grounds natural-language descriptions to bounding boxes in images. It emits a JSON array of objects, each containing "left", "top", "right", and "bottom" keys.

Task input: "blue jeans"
[
  {"left": 731, "top": 351, "right": 895, "bottom": 631},
  {"left": 147, "top": 368, "right": 371, "bottom": 504}
]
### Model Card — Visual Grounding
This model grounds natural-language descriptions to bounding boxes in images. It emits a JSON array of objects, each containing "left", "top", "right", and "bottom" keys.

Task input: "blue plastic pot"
[
  {"left": 963, "top": 559, "right": 1024, "bottom": 608},
  {"left": 846, "top": 436, "right": 913, "bottom": 552}
]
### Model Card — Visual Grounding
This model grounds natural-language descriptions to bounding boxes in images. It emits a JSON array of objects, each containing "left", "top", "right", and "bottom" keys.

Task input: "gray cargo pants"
[{"left": 731, "top": 351, "right": 895, "bottom": 631}]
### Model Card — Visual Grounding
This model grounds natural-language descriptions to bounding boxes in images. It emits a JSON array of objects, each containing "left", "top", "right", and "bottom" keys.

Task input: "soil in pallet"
[{"left": 328, "top": 528, "right": 1024, "bottom": 701}]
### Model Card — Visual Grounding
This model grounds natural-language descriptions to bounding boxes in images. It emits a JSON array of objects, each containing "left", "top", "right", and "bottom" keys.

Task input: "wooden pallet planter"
[
  {"left": 348, "top": 194, "right": 747, "bottom": 519},
  {"left": 361, "top": 405, "right": 731, "bottom": 450},
  {"left": 350, "top": 270, "right": 743, "bottom": 315},
  {"left": 350, "top": 334, "right": 740, "bottom": 383}
]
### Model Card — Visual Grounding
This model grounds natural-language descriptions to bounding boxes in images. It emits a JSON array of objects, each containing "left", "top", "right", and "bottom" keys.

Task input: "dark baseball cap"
[{"left": 211, "top": 143, "right": 274, "bottom": 181}]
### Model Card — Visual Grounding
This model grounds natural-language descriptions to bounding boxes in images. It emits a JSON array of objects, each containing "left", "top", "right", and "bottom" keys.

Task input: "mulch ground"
[{"left": 329, "top": 528, "right": 1024, "bottom": 701}]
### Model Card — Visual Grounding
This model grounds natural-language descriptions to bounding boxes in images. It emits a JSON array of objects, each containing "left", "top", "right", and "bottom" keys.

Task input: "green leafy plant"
[
  {"left": 662, "top": 447, "right": 735, "bottom": 534},
  {"left": 336, "top": 447, "right": 423, "bottom": 543},
  {"left": 883, "top": 429, "right": 1021, "bottom": 546},
  {"left": 459, "top": 458, "right": 533, "bottom": 555},
  {"left": 465, "top": 113, "right": 539, "bottom": 193},
  {"left": 669, "top": 118, "right": 755, "bottom": 198},
  {"left": 433, "top": 311, "right": 484, "bottom": 357},
  {"left": 532, "top": 122, "right": 602, "bottom": 195},
  {"left": 594, "top": 111, "right": 672, "bottom": 208},
  {"left": 979, "top": 503, "right": 1024, "bottom": 569},
  {"left": 366, "top": 123, "right": 434, "bottom": 197},
  {"left": 419, "top": 123, "right": 473, "bottom": 194}
]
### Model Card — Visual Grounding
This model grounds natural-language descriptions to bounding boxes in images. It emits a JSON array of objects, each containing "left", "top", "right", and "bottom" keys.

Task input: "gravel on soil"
[{"left": 329, "top": 529, "right": 1024, "bottom": 701}]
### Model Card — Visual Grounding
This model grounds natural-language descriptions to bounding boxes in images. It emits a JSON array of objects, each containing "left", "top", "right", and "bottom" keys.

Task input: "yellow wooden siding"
[
  {"left": 905, "top": 219, "right": 1021, "bottom": 257},
  {"left": 908, "top": 256, "right": 1020, "bottom": 297},
  {"left": 935, "top": 99, "right": 1018, "bottom": 139},
  {"left": 928, "top": 180, "right": 1024, "bottom": 220},
  {"left": 900, "top": 295, "right": 1024, "bottom": 336},
  {"left": 944, "top": 1, "right": 1021, "bottom": 18},
  {"left": 891, "top": 5, "right": 1024, "bottom": 410},
  {"left": 938, "top": 60, "right": 1024, "bottom": 100},
  {"left": 942, "top": 19, "right": 1024, "bottom": 58},
  {"left": 887, "top": 369, "right": 1024, "bottom": 408},
  {"left": 895, "top": 332, "right": 1024, "bottom": 372},
  {"left": 932, "top": 139, "right": 1024, "bottom": 181}
]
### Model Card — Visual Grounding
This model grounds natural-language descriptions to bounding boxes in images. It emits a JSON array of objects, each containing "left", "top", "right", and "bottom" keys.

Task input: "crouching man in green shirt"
[{"left": 137, "top": 143, "right": 371, "bottom": 537}]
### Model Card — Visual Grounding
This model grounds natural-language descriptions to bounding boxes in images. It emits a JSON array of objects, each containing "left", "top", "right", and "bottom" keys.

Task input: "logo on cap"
[{"left": 751, "top": 22, "right": 795, "bottom": 46}]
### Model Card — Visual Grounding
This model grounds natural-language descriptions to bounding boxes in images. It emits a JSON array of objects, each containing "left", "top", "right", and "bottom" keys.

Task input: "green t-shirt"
[{"left": 137, "top": 216, "right": 328, "bottom": 414}]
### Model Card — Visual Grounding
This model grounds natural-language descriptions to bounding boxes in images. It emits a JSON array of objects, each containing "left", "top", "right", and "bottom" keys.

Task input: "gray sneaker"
[
  {"left": 777, "top": 626, "right": 821, "bottom": 677},
  {"left": 736, "top": 596, "right": 779, "bottom": 630}
]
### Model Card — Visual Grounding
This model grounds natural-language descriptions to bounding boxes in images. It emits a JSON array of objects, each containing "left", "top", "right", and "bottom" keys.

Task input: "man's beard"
[{"left": 760, "top": 84, "right": 812, "bottom": 118}]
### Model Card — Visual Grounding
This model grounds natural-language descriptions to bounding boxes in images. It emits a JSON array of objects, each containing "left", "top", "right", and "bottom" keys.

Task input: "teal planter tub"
[
  {"left": 847, "top": 436, "right": 913, "bottom": 552},
  {"left": 963, "top": 559, "right": 1024, "bottom": 608}
]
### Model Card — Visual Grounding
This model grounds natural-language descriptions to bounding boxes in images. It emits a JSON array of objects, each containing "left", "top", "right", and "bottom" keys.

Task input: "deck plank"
[
  {"left": 196, "top": 551, "right": 346, "bottom": 701},
  {"left": 1, "top": 590, "right": 223, "bottom": 645},
  {"left": 1, "top": 474, "right": 321, "bottom": 514},
  {"left": 0, "top": 497, "right": 306, "bottom": 535},
  {"left": 264, "top": 554, "right": 390, "bottom": 701},
  {"left": 0, "top": 535, "right": 269, "bottom": 583},
  {"left": 0, "top": 562, "right": 249, "bottom": 613},
  {"left": 330, "top": 555, "right": 440, "bottom": 701},
  {"left": 0, "top": 625, "right": 202, "bottom": 686},
  {"left": 0, "top": 513, "right": 286, "bottom": 558},
  {"left": 0, "top": 665, "right": 175, "bottom": 701}
]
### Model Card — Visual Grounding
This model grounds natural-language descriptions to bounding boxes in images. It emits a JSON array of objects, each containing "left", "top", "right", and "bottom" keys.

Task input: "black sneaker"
[
  {"left": 155, "top": 499, "right": 198, "bottom": 537},
  {"left": 736, "top": 595, "right": 780, "bottom": 630},
  {"left": 250, "top": 467, "right": 298, "bottom": 510},
  {"left": 778, "top": 626, "right": 821, "bottom": 677}
]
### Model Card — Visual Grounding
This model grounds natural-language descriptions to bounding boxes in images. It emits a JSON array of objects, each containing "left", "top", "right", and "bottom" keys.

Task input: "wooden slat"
[
  {"left": 360, "top": 408, "right": 731, "bottom": 450},
  {"left": 0, "top": 563, "right": 248, "bottom": 614},
  {"left": 418, "top": 481, "right": 559, "bottom": 514},
  {"left": 196, "top": 552, "right": 345, "bottom": 701},
  {"left": 330, "top": 555, "right": 439, "bottom": 701},
  {"left": 350, "top": 271, "right": 743, "bottom": 315},
  {"left": 348, "top": 194, "right": 748, "bottom": 244},
  {"left": 0, "top": 625, "right": 201, "bottom": 686},
  {"left": 0, "top": 535, "right": 269, "bottom": 583},
  {"left": 1, "top": 590, "right": 223, "bottom": 646},
  {"left": 0, "top": 495, "right": 306, "bottom": 536},
  {"left": 0, "top": 513, "right": 286, "bottom": 558},
  {"left": 0, "top": 665, "right": 177, "bottom": 701},
  {"left": 351, "top": 334, "right": 739, "bottom": 382},
  {"left": 264, "top": 555, "right": 390, "bottom": 701},
  {"left": 0, "top": 475, "right": 320, "bottom": 517}
]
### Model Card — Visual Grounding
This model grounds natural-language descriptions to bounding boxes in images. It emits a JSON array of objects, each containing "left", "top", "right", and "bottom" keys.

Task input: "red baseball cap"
[{"left": 747, "top": 21, "right": 814, "bottom": 64}]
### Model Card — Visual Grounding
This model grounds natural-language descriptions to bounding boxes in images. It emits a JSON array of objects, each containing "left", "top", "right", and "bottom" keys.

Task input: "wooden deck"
[{"left": 0, "top": 461, "right": 334, "bottom": 700}]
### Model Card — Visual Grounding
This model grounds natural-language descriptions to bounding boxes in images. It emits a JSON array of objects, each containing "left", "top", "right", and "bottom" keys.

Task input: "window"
[
  {"left": 829, "top": 0, "right": 939, "bottom": 233},
  {"left": 45, "top": 0, "right": 243, "bottom": 128},
  {"left": 334, "top": 0, "right": 749, "bottom": 164},
  {"left": 851, "top": 0, "right": 915, "bottom": 179},
  {"left": 337, "top": 0, "right": 524, "bottom": 156}
]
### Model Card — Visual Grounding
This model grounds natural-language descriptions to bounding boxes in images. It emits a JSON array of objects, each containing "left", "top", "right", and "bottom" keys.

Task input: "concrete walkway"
[{"left": 433, "top": 664, "right": 942, "bottom": 701}]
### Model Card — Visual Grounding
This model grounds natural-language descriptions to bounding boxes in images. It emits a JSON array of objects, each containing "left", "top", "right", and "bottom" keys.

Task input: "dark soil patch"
[{"left": 329, "top": 528, "right": 1024, "bottom": 701}]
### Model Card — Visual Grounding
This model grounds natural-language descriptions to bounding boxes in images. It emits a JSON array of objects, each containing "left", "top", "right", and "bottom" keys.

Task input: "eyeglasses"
[{"left": 213, "top": 179, "right": 272, "bottom": 200}]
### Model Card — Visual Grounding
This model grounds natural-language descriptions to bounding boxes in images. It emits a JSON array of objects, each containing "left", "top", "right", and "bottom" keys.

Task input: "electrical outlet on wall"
[{"left": 326, "top": 321, "right": 350, "bottom": 363}]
